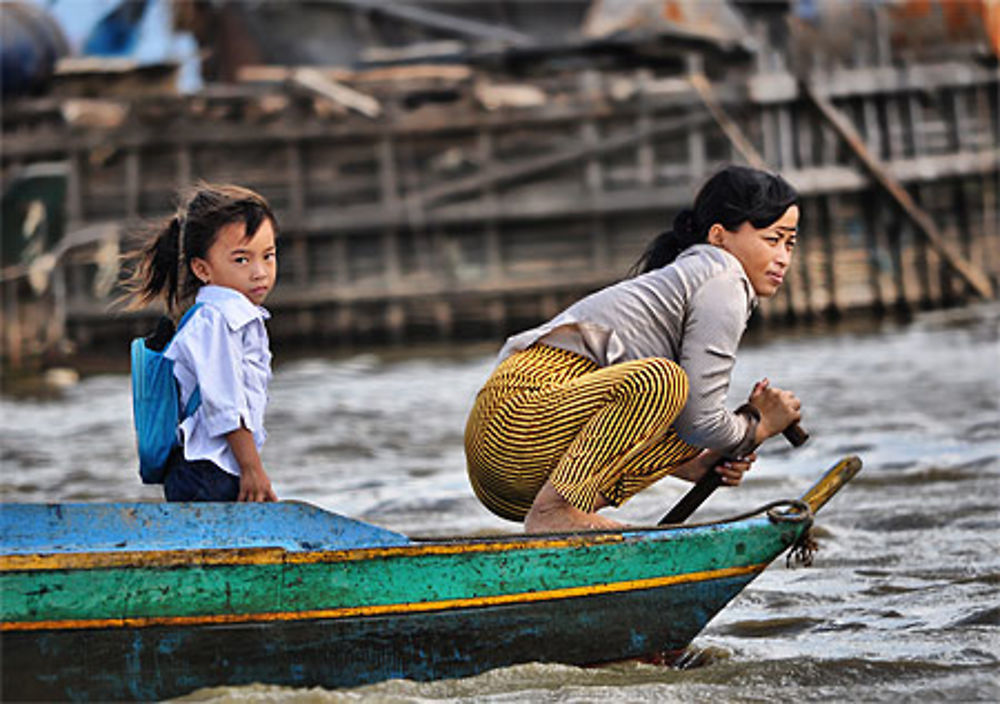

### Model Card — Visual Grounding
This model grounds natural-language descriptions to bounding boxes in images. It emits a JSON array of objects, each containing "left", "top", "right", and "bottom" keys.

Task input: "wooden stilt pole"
[{"left": 801, "top": 81, "right": 994, "bottom": 300}]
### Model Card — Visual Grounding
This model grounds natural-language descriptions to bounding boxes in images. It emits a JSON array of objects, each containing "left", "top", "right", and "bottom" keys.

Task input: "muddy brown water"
[{"left": 2, "top": 303, "right": 997, "bottom": 702}]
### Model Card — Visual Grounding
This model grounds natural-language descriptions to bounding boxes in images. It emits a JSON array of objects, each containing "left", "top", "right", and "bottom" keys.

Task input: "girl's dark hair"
[
  {"left": 632, "top": 165, "right": 799, "bottom": 274},
  {"left": 121, "top": 183, "right": 277, "bottom": 313}
]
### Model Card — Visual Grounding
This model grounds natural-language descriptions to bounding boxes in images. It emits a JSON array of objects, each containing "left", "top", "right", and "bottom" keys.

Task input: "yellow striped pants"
[{"left": 464, "top": 344, "right": 701, "bottom": 522}]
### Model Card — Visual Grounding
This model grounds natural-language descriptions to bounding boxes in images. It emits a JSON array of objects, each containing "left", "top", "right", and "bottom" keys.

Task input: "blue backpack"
[{"left": 130, "top": 303, "right": 203, "bottom": 484}]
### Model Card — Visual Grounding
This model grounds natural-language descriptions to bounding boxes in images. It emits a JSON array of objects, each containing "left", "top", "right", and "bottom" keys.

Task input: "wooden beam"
[
  {"left": 413, "top": 111, "right": 714, "bottom": 211},
  {"left": 802, "top": 80, "right": 994, "bottom": 300},
  {"left": 749, "top": 63, "right": 999, "bottom": 105},
  {"left": 292, "top": 151, "right": 998, "bottom": 235},
  {"left": 124, "top": 148, "right": 140, "bottom": 220},
  {"left": 291, "top": 68, "right": 381, "bottom": 119},
  {"left": 337, "top": 0, "right": 535, "bottom": 46},
  {"left": 687, "top": 72, "right": 766, "bottom": 169},
  {"left": 816, "top": 194, "right": 840, "bottom": 318},
  {"left": 476, "top": 127, "right": 503, "bottom": 279},
  {"left": 0, "top": 92, "right": 718, "bottom": 159},
  {"left": 286, "top": 141, "right": 309, "bottom": 287}
]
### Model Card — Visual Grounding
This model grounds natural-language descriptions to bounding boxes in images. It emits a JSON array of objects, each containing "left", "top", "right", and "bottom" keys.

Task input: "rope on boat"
[
  {"left": 765, "top": 499, "right": 812, "bottom": 524},
  {"left": 786, "top": 528, "right": 819, "bottom": 569},
  {"left": 705, "top": 498, "right": 818, "bottom": 569},
  {"left": 764, "top": 499, "right": 818, "bottom": 569},
  {"left": 695, "top": 497, "right": 812, "bottom": 527}
]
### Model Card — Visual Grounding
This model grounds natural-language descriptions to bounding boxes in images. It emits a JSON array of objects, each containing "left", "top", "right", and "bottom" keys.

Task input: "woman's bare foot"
[{"left": 523, "top": 481, "right": 625, "bottom": 533}]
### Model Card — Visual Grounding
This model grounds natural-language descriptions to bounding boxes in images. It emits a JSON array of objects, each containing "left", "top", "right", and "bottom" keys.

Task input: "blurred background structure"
[{"left": 1, "top": 0, "right": 998, "bottom": 369}]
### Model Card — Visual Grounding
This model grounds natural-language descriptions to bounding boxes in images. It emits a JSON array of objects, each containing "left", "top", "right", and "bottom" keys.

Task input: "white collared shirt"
[{"left": 165, "top": 285, "right": 272, "bottom": 476}]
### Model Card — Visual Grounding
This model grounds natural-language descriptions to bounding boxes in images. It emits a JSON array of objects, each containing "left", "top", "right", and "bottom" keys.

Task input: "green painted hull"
[{"left": 1, "top": 457, "right": 861, "bottom": 701}]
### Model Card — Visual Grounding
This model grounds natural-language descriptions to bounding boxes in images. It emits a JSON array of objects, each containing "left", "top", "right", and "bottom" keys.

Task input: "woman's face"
[{"left": 708, "top": 204, "right": 799, "bottom": 298}]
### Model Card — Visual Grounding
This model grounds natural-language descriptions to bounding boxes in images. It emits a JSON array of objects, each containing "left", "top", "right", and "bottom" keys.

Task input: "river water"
[{"left": 2, "top": 302, "right": 998, "bottom": 702}]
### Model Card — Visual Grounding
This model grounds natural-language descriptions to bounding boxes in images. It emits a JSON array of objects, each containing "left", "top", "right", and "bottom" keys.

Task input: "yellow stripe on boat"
[{"left": 0, "top": 532, "right": 635, "bottom": 571}]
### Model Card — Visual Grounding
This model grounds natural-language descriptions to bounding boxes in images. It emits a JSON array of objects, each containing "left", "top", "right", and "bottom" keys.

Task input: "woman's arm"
[{"left": 673, "top": 274, "right": 756, "bottom": 454}]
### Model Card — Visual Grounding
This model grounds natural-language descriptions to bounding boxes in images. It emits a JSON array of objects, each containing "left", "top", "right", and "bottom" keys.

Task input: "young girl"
[
  {"left": 465, "top": 165, "right": 803, "bottom": 532},
  {"left": 124, "top": 183, "right": 279, "bottom": 502}
]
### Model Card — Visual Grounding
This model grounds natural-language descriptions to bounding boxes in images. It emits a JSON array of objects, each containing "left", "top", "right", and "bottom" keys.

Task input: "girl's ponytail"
[{"left": 120, "top": 215, "right": 184, "bottom": 312}]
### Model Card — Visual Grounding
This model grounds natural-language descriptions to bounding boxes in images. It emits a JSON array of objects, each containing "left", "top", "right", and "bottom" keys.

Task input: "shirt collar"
[
  {"left": 681, "top": 244, "right": 759, "bottom": 310},
  {"left": 195, "top": 285, "right": 270, "bottom": 330}
]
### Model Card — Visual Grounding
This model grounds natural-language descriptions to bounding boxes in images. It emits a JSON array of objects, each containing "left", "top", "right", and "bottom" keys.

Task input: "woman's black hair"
[
  {"left": 121, "top": 182, "right": 277, "bottom": 313},
  {"left": 631, "top": 165, "right": 799, "bottom": 274}
]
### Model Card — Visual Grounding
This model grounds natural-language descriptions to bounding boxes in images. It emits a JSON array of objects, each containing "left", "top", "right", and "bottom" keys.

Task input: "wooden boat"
[{"left": 1, "top": 456, "right": 861, "bottom": 702}]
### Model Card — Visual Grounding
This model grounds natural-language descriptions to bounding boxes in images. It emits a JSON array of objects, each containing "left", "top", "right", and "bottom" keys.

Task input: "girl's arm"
[{"left": 226, "top": 425, "right": 277, "bottom": 502}]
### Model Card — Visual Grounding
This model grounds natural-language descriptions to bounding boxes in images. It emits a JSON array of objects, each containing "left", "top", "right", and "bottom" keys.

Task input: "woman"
[{"left": 464, "top": 165, "right": 803, "bottom": 532}]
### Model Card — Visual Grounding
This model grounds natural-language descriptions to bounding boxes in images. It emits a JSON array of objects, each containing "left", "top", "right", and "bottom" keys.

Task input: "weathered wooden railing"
[{"left": 1, "top": 56, "right": 997, "bottom": 365}]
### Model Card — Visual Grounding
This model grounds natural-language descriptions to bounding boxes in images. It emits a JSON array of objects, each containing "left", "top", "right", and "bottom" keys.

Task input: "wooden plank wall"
[{"left": 1, "top": 60, "right": 997, "bottom": 363}]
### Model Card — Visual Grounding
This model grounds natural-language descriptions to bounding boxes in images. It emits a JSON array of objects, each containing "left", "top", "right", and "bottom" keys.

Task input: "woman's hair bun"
[{"left": 672, "top": 208, "right": 695, "bottom": 237}]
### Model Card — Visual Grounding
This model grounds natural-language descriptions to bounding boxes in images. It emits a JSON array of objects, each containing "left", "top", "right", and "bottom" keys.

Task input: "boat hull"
[
  {"left": 2, "top": 515, "right": 788, "bottom": 701},
  {"left": 3, "top": 572, "right": 756, "bottom": 701},
  {"left": 1, "top": 457, "right": 862, "bottom": 701}
]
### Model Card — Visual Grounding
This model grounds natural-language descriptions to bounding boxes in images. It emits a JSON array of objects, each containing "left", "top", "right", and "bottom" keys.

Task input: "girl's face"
[
  {"left": 191, "top": 219, "right": 277, "bottom": 306},
  {"left": 708, "top": 204, "right": 799, "bottom": 298}
]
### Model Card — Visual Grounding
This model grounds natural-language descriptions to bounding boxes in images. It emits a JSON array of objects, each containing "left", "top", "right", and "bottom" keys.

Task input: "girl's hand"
[
  {"left": 226, "top": 426, "right": 278, "bottom": 502},
  {"left": 750, "top": 378, "right": 801, "bottom": 443},
  {"left": 238, "top": 466, "right": 277, "bottom": 502}
]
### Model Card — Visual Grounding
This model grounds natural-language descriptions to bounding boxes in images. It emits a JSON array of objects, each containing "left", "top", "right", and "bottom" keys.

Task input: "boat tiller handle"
[{"left": 782, "top": 423, "right": 809, "bottom": 447}]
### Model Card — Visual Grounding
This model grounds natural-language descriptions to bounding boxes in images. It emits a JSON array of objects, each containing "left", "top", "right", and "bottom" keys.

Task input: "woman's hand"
[
  {"left": 750, "top": 378, "right": 801, "bottom": 444},
  {"left": 715, "top": 452, "right": 756, "bottom": 486},
  {"left": 673, "top": 450, "right": 757, "bottom": 486}
]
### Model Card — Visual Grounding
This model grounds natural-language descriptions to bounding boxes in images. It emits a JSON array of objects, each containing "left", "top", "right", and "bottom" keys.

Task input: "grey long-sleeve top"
[{"left": 497, "top": 244, "right": 759, "bottom": 457}]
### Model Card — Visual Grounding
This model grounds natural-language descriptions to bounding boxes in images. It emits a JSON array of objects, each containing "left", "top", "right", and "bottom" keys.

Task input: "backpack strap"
[
  {"left": 182, "top": 386, "right": 201, "bottom": 419},
  {"left": 176, "top": 302, "right": 204, "bottom": 331},
  {"left": 174, "top": 302, "right": 205, "bottom": 421}
]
